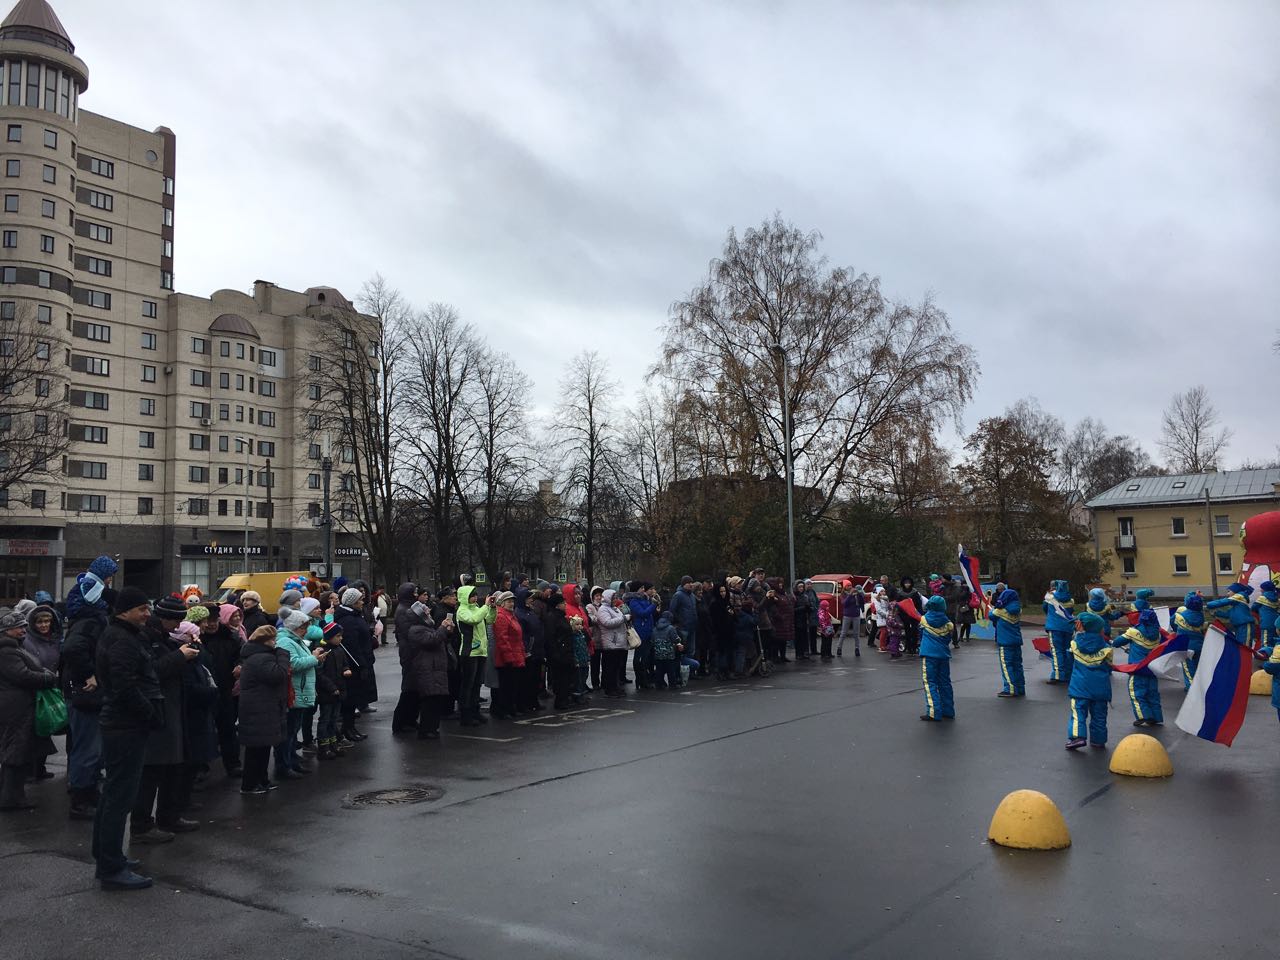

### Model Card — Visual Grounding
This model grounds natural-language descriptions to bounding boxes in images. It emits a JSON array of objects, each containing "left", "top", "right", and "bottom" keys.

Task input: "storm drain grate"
[{"left": 346, "top": 785, "right": 444, "bottom": 808}]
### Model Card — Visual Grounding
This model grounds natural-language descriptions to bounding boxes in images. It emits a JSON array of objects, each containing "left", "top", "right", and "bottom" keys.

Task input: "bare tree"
[
  {"left": 660, "top": 215, "right": 975, "bottom": 519},
  {"left": 299, "top": 276, "right": 410, "bottom": 587},
  {"left": 1158, "top": 385, "right": 1231, "bottom": 474},
  {"left": 553, "top": 351, "right": 621, "bottom": 586},
  {"left": 0, "top": 305, "right": 68, "bottom": 500}
]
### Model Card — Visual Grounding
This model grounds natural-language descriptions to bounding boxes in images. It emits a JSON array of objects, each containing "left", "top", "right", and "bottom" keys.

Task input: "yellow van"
[{"left": 216, "top": 571, "right": 312, "bottom": 615}]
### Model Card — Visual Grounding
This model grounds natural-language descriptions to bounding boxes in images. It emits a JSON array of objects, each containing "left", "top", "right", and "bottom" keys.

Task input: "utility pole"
[
  {"left": 772, "top": 342, "right": 797, "bottom": 590},
  {"left": 322, "top": 433, "right": 334, "bottom": 580},
  {"left": 1204, "top": 486, "right": 1219, "bottom": 596},
  {"left": 265, "top": 458, "right": 274, "bottom": 566}
]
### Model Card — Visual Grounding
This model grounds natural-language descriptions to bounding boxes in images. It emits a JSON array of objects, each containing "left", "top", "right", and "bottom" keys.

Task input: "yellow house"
[{"left": 1086, "top": 469, "right": 1280, "bottom": 599}]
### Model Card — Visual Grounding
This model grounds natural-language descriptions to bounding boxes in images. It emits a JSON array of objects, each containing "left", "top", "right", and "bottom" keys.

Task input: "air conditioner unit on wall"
[{"left": 200, "top": 418, "right": 213, "bottom": 427}]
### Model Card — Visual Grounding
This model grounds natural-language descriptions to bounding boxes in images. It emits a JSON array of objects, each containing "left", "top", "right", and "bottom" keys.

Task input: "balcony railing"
[{"left": 1115, "top": 534, "right": 1136, "bottom": 550}]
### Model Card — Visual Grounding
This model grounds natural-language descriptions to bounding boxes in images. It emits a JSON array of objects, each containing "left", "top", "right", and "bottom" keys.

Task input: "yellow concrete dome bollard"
[
  {"left": 1250, "top": 669, "right": 1272, "bottom": 696},
  {"left": 1108, "top": 733, "right": 1173, "bottom": 778},
  {"left": 987, "top": 789, "right": 1071, "bottom": 850}
]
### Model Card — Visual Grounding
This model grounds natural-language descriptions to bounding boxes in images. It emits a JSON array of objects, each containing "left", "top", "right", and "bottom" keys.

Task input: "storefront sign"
[
  {"left": 335, "top": 547, "right": 368, "bottom": 558},
  {"left": 179, "top": 544, "right": 273, "bottom": 557},
  {"left": 0, "top": 539, "right": 66, "bottom": 557}
]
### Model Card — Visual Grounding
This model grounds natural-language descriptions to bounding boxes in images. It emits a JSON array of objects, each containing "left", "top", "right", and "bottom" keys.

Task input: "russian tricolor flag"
[
  {"left": 957, "top": 544, "right": 986, "bottom": 615},
  {"left": 1175, "top": 625, "right": 1255, "bottom": 747},
  {"left": 1111, "top": 630, "right": 1191, "bottom": 682}
]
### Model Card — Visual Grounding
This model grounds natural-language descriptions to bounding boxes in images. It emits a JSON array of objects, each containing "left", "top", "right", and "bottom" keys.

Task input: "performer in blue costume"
[
  {"left": 991, "top": 588, "right": 1025, "bottom": 698},
  {"left": 1261, "top": 642, "right": 1280, "bottom": 725},
  {"left": 1172, "top": 592, "right": 1207, "bottom": 689},
  {"left": 1085, "top": 587, "right": 1126, "bottom": 637},
  {"left": 1132, "top": 588, "right": 1155, "bottom": 613},
  {"left": 1253, "top": 579, "right": 1278, "bottom": 649},
  {"left": 1112, "top": 608, "right": 1163, "bottom": 726},
  {"left": 1206, "top": 582, "right": 1256, "bottom": 647},
  {"left": 919, "top": 596, "right": 955, "bottom": 721},
  {"left": 1041, "top": 580, "right": 1076, "bottom": 685},
  {"left": 1065, "top": 612, "right": 1114, "bottom": 750}
]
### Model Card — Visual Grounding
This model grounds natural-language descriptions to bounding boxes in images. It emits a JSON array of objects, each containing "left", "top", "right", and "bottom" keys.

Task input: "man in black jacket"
[
  {"left": 61, "top": 595, "right": 113, "bottom": 820},
  {"left": 91, "top": 588, "right": 161, "bottom": 891}
]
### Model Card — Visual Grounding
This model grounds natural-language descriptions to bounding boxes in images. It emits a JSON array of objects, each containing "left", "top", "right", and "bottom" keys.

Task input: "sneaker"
[
  {"left": 240, "top": 785, "right": 269, "bottom": 795},
  {"left": 156, "top": 818, "right": 199, "bottom": 833},
  {"left": 1089, "top": 743, "right": 1107, "bottom": 749},
  {"left": 997, "top": 691, "right": 1014, "bottom": 698},
  {"left": 131, "top": 828, "right": 175, "bottom": 844},
  {"left": 854, "top": 648, "right": 860, "bottom": 657},
  {"left": 1065, "top": 738, "right": 1086, "bottom": 750},
  {"left": 99, "top": 869, "right": 153, "bottom": 891},
  {"left": 919, "top": 714, "right": 940, "bottom": 722}
]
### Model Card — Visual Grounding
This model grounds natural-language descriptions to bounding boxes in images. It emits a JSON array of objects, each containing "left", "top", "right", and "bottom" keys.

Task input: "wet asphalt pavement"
[{"left": 2, "top": 638, "right": 1277, "bottom": 960}]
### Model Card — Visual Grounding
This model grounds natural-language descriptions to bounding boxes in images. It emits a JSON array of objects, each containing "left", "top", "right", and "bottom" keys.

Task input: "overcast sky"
[{"left": 57, "top": 0, "right": 1280, "bottom": 466}]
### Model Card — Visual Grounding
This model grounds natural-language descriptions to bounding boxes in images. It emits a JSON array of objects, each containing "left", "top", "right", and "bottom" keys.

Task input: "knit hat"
[
  {"left": 680, "top": 575, "right": 694, "bottom": 585},
  {"left": 1089, "top": 588, "right": 1107, "bottom": 603},
  {"left": 154, "top": 595, "right": 188, "bottom": 622},
  {"left": 240, "top": 590, "right": 262, "bottom": 605},
  {"left": 89, "top": 555, "right": 119, "bottom": 580},
  {"left": 114, "top": 586, "right": 151, "bottom": 614},
  {"left": 1184, "top": 594, "right": 1204, "bottom": 612},
  {"left": 1135, "top": 588, "right": 1155, "bottom": 601},
  {"left": 299, "top": 597, "right": 321, "bottom": 617},
  {"left": 283, "top": 609, "right": 311, "bottom": 634},
  {"left": 341, "top": 587, "right": 363, "bottom": 607},
  {"left": 279, "top": 589, "right": 303, "bottom": 608},
  {"left": 1138, "top": 609, "right": 1159, "bottom": 629},
  {"left": 1078, "top": 612, "right": 1106, "bottom": 633},
  {"left": 925, "top": 595, "right": 946, "bottom": 614},
  {"left": 185, "top": 605, "right": 211, "bottom": 624},
  {"left": 169, "top": 621, "right": 201, "bottom": 643},
  {"left": 248, "top": 625, "right": 277, "bottom": 644},
  {"left": 305, "top": 623, "right": 324, "bottom": 644},
  {"left": 332, "top": 577, "right": 349, "bottom": 592},
  {"left": 0, "top": 607, "right": 26, "bottom": 631},
  {"left": 493, "top": 591, "right": 513, "bottom": 604},
  {"left": 1227, "top": 582, "right": 1253, "bottom": 598},
  {"left": 13, "top": 598, "right": 36, "bottom": 621},
  {"left": 1262, "top": 580, "right": 1279, "bottom": 596},
  {"left": 33, "top": 590, "right": 53, "bottom": 604},
  {"left": 322, "top": 620, "right": 343, "bottom": 642}
]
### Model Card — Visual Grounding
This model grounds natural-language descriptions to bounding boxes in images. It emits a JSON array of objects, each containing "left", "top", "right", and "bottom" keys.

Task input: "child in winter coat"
[
  {"left": 1113, "top": 608, "right": 1163, "bottom": 726},
  {"left": 884, "top": 601, "right": 905, "bottom": 659},
  {"left": 1261, "top": 641, "right": 1280, "bottom": 725},
  {"left": 1254, "top": 580, "right": 1278, "bottom": 649},
  {"left": 570, "top": 616, "right": 591, "bottom": 703},
  {"left": 919, "top": 596, "right": 954, "bottom": 720},
  {"left": 313, "top": 622, "right": 350, "bottom": 757},
  {"left": 651, "top": 613, "right": 682, "bottom": 689},
  {"left": 817, "top": 600, "right": 836, "bottom": 659},
  {"left": 874, "top": 587, "right": 890, "bottom": 652},
  {"left": 1066, "top": 612, "right": 1114, "bottom": 749}
]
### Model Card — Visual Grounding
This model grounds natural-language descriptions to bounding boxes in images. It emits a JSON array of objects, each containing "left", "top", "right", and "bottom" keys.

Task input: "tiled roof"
[{"left": 1086, "top": 469, "right": 1280, "bottom": 509}]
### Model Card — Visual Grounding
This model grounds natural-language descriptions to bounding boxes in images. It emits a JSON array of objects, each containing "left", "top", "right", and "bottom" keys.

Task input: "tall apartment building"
[{"left": 0, "top": 1, "right": 371, "bottom": 601}]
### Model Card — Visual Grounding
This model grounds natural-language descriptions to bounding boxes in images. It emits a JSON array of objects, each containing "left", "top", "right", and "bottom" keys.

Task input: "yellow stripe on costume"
[
  {"left": 1128, "top": 675, "right": 1145, "bottom": 720},
  {"left": 1071, "top": 698, "right": 1081, "bottom": 739},
  {"left": 999, "top": 647, "right": 1013, "bottom": 689},
  {"left": 1122, "top": 626, "right": 1158, "bottom": 650},
  {"left": 923, "top": 622, "right": 953, "bottom": 638},
  {"left": 991, "top": 608, "right": 1019, "bottom": 624},
  {"left": 922, "top": 659, "right": 935, "bottom": 718},
  {"left": 1070, "top": 639, "right": 1113, "bottom": 666}
]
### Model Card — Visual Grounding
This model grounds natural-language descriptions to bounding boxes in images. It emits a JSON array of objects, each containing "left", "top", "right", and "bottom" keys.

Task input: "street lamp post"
[
  {"left": 321, "top": 433, "right": 334, "bottom": 579},
  {"left": 234, "top": 436, "right": 253, "bottom": 572},
  {"left": 772, "top": 343, "right": 797, "bottom": 590}
]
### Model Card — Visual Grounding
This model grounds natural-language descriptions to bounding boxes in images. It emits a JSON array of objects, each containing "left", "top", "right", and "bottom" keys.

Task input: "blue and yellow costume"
[
  {"left": 1172, "top": 592, "right": 1207, "bottom": 688},
  {"left": 1086, "top": 587, "right": 1125, "bottom": 638},
  {"left": 1042, "top": 580, "right": 1076, "bottom": 684},
  {"left": 1132, "top": 588, "right": 1155, "bottom": 613},
  {"left": 1261, "top": 643, "right": 1280, "bottom": 723},
  {"left": 1253, "top": 580, "right": 1278, "bottom": 649},
  {"left": 1206, "top": 582, "right": 1256, "bottom": 647},
  {"left": 1113, "top": 608, "right": 1163, "bottom": 725},
  {"left": 991, "top": 588, "right": 1025, "bottom": 697},
  {"left": 919, "top": 595, "right": 955, "bottom": 721},
  {"left": 1066, "top": 612, "right": 1113, "bottom": 749}
]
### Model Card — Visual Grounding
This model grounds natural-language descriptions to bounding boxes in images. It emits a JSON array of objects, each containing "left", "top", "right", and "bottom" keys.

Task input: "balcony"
[{"left": 1115, "top": 534, "right": 1136, "bottom": 551}]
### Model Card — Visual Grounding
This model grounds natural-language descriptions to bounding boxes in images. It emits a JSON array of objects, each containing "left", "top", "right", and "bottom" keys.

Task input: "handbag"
[
  {"left": 35, "top": 687, "right": 69, "bottom": 737},
  {"left": 626, "top": 627, "right": 642, "bottom": 650}
]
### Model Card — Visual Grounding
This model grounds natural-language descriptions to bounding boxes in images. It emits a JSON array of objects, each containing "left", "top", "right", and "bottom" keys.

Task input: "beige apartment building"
[{"left": 0, "top": 1, "right": 370, "bottom": 600}]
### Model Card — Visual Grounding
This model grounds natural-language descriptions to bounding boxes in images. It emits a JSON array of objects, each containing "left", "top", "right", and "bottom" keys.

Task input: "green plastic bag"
[{"left": 35, "top": 687, "right": 68, "bottom": 738}]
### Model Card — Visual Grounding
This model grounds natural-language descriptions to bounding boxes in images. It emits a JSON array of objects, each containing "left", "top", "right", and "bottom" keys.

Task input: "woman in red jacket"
[{"left": 491, "top": 593, "right": 525, "bottom": 720}]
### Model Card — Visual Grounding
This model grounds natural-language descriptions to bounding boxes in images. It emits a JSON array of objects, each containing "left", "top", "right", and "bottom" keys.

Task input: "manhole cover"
[{"left": 346, "top": 785, "right": 444, "bottom": 808}]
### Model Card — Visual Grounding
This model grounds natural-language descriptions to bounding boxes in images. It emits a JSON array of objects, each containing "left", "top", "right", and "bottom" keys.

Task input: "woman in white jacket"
[
  {"left": 873, "top": 586, "right": 890, "bottom": 652},
  {"left": 595, "top": 589, "right": 629, "bottom": 699}
]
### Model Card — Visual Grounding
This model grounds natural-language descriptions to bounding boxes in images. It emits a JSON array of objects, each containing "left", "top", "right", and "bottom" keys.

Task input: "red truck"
[{"left": 805, "top": 573, "right": 876, "bottom": 618}]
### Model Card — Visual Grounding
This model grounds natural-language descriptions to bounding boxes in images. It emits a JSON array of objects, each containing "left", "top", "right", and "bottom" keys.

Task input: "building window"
[
  {"left": 85, "top": 256, "right": 111, "bottom": 276},
  {"left": 40, "top": 233, "right": 54, "bottom": 253},
  {"left": 138, "top": 463, "right": 154, "bottom": 481},
  {"left": 41, "top": 198, "right": 54, "bottom": 218},
  {"left": 340, "top": 474, "right": 354, "bottom": 492},
  {"left": 307, "top": 502, "right": 321, "bottom": 520},
  {"left": 34, "top": 414, "right": 47, "bottom": 434},
  {"left": 1173, "top": 554, "right": 1188, "bottom": 575},
  {"left": 76, "top": 461, "right": 107, "bottom": 479},
  {"left": 189, "top": 433, "right": 209, "bottom": 451},
  {"left": 189, "top": 465, "right": 208, "bottom": 483},
  {"left": 139, "top": 397, "right": 155, "bottom": 416},
  {"left": 75, "top": 321, "right": 110, "bottom": 342},
  {"left": 190, "top": 401, "right": 210, "bottom": 419},
  {"left": 42, "top": 163, "right": 55, "bottom": 184},
  {"left": 191, "top": 370, "right": 209, "bottom": 387},
  {"left": 87, "top": 156, "right": 114, "bottom": 178},
  {"left": 34, "top": 340, "right": 49, "bottom": 360},
  {"left": 306, "top": 414, "right": 321, "bottom": 429},
  {"left": 235, "top": 373, "right": 244, "bottom": 391},
  {"left": 340, "top": 445, "right": 354, "bottom": 464},
  {"left": 1213, "top": 514, "right": 1231, "bottom": 537},
  {"left": 86, "top": 190, "right": 113, "bottom": 211},
  {"left": 137, "top": 497, "right": 153, "bottom": 515},
  {"left": 307, "top": 473, "right": 321, "bottom": 489},
  {"left": 307, "top": 384, "right": 321, "bottom": 401},
  {"left": 77, "top": 356, "right": 109, "bottom": 376},
  {"left": 217, "top": 499, "right": 228, "bottom": 516},
  {"left": 260, "top": 349, "right": 277, "bottom": 367},
  {"left": 1, "top": 230, "right": 13, "bottom": 248},
  {"left": 258, "top": 380, "right": 275, "bottom": 398},
  {"left": 1170, "top": 517, "right": 1185, "bottom": 537},
  {"left": 142, "top": 299, "right": 157, "bottom": 319},
  {"left": 308, "top": 356, "right": 322, "bottom": 372},
  {"left": 141, "top": 331, "right": 156, "bottom": 350},
  {"left": 139, "top": 430, "right": 155, "bottom": 448},
  {"left": 257, "top": 410, "right": 275, "bottom": 428},
  {"left": 218, "top": 403, "right": 229, "bottom": 421},
  {"left": 218, "top": 372, "right": 230, "bottom": 389},
  {"left": 74, "top": 390, "right": 109, "bottom": 410},
  {"left": 43, "top": 129, "right": 56, "bottom": 149},
  {"left": 308, "top": 443, "right": 321, "bottom": 460},
  {"left": 30, "top": 489, "right": 46, "bottom": 509},
  {"left": 257, "top": 440, "right": 275, "bottom": 458},
  {"left": 36, "top": 270, "right": 50, "bottom": 288},
  {"left": 0, "top": 301, "right": 11, "bottom": 320},
  {"left": 162, "top": 239, "right": 172, "bottom": 258},
  {"left": 164, "top": 176, "right": 174, "bottom": 195},
  {"left": 141, "top": 365, "right": 156, "bottom": 383},
  {"left": 161, "top": 271, "right": 173, "bottom": 290},
  {"left": 1218, "top": 553, "right": 1234, "bottom": 576},
  {"left": 84, "top": 290, "right": 110, "bottom": 309},
  {"left": 163, "top": 208, "right": 173, "bottom": 227},
  {"left": 3, "top": 195, "right": 16, "bottom": 213},
  {"left": 79, "top": 425, "right": 107, "bottom": 443},
  {"left": 187, "top": 498, "right": 209, "bottom": 516},
  {"left": 217, "top": 468, "right": 228, "bottom": 484},
  {"left": 219, "top": 340, "right": 230, "bottom": 357},
  {"left": 84, "top": 222, "right": 112, "bottom": 243},
  {"left": 37, "top": 304, "right": 50, "bottom": 323},
  {"left": 6, "top": 124, "right": 19, "bottom": 142},
  {"left": 191, "top": 336, "right": 206, "bottom": 354},
  {"left": 79, "top": 495, "right": 107, "bottom": 513},
  {"left": 4, "top": 158, "right": 17, "bottom": 176},
  {"left": 235, "top": 405, "right": 244, "bottom": 422}
]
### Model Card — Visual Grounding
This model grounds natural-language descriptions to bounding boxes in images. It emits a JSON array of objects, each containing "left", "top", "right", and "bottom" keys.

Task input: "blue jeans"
[
  {"left": 67, "top": 707, "right": 103, "bottom": 790},
  {"left": 653, "top": 659, "right": 680, "bottom": 687},
  {"left": 575, "top": 664, "right": 589, "bottom": 696},
  {"left": 316, "top": 702, "right": 341, "bottom": 745},
  {"left": 92, "top": 729, "right": 149, "bottom": 877},
  {"left": 273, "top": 709, "right": 304, "bottom": 773}
]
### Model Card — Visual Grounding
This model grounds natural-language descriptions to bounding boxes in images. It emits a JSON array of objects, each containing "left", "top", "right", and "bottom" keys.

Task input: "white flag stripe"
[{"left": 1175, "top": 624, "right": 1228, "bottom": 737}]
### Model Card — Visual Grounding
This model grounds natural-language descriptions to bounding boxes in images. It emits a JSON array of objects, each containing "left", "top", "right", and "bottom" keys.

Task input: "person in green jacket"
[
  {"left": 456, "top": 585, "right": 496, "bottom": 727},
  {"left": 273, "top": 610, "right": 321, "bottom": 779}
]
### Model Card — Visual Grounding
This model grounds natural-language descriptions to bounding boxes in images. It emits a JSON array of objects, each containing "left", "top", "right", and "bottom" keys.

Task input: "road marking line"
[{"left": 451, "top": 734, "right": 523, "bottom": 743}]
